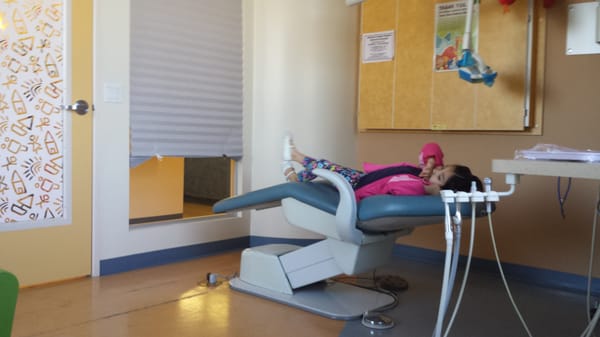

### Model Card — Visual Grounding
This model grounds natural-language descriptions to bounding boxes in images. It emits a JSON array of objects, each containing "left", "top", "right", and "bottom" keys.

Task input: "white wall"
[
  {"left": 92, "top": 0, "right": 251, "bottom": 275},
  {"left": 91, "top": 0, "right": 360, "bottom": 274},
  {"left": 249, "top": 0, "right": 360, "bottom": 238}
]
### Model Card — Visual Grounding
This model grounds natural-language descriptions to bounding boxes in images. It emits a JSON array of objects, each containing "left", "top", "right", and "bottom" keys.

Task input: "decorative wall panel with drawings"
[{"left": 0, "top": 0, "right": 65, "bottom": 226}]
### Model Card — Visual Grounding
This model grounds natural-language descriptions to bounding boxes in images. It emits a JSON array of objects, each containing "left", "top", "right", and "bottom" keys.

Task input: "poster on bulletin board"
[{"left": 433, "top": 0, "right": 479, "bottom": 72}]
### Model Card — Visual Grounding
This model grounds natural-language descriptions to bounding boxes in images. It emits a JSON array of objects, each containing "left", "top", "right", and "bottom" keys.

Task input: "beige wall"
[
  {"left": 249, "top": 0, "right": 360, "bottom": 238},
  {"left": 358, "top": 2, "right": 600, "bottom": 277}
]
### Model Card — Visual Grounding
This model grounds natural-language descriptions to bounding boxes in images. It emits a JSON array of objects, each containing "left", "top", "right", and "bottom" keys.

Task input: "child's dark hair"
[{"left": 442, "top": 165, "right": 482, "bottom": 192}]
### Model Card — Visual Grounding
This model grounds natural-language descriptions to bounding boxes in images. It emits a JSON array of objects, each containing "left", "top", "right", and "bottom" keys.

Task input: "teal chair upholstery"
[{"left": 0, "top": 269, "right": 18, "bottom": 337}]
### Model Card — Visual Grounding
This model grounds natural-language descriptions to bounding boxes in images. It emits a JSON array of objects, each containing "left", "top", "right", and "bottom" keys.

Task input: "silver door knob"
[{"left": 62, "top": 100, "right": 91, "bottom": 115}]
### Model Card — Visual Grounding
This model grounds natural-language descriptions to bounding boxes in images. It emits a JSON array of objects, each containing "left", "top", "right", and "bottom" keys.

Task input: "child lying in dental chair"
[{"left": 281, "top": 136, "right": 482, "bottom": 201}]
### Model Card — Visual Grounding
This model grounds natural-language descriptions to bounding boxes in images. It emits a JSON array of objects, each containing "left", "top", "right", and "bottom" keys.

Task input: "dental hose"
[
  {"left": 434, "top": 200, "right": 464, "bottom": 337},
  {"left": 488, "top": 212, "right": 534, "bottom": 337},
  {"left": 443, "top": 205, "right": 477, "bottom": 337},
  {"left": 446, "top": 213, "right": 461, "bottom": 310},
  {"left": 586, "top": 186, "right": 600, "bottom": 321},
  {"left": 581, "top": 305, "right": 600, "bottom": 337},
  {"left": 437, "top": 179, "right": 533, "bottom": 337},
  {"left": 445, "top": 208, "right": 462, "bottom": 311},
  {"left": 434, "top": 202, "right": 456, "bottom": 337},
  {"left": 436, "top": 210, "right": 462, "bottom": 337},
  {"left": 582, "top": 310, "right": 600, "bottom": 337},
  {"left": 441, "top": 182, "right": 480, "bottom": 337},
  {"left": 581, "top": 185, "right": 600, "bottom": 337}
]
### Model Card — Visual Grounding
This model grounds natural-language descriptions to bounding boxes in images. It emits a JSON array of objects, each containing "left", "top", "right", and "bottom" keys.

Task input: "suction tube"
[
  {"left": 434, "top": 194, "right": 466, "bottom": 337},
  {"left": 457, "top": 0, "right": 497, "bottom": 87},
  {"left": 434, "top": 201, "right": 455, "bottom": 337}
]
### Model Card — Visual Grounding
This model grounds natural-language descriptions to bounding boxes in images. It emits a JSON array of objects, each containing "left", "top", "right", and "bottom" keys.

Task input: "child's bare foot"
[{"left": 291, "top": 147, "right": 306, "bottom": 163}]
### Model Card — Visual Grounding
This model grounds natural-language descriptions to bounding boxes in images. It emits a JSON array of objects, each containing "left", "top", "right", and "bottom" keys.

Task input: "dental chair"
[{"left": 213, "top": 169, "right": 487, "bottom": 320}]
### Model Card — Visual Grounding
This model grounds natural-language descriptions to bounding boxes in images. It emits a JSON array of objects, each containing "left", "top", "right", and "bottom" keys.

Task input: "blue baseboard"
[
  {"left": 250, "top": 236, "right": 600, "bottom": 295},
  {"left": 99, "top": 236, "right": 250, "bottom": 276},
  {"left": 250, "top": 235, "right": 318, "bottom": 248},
  {"left": 98, "top": 235, "right": 600, "bottom": 296},
  {"left": 393, "top": 244, "right": 600, "bottom": 296}
]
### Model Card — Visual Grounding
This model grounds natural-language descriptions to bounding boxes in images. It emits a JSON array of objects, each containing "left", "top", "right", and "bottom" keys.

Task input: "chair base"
[{"left": 229, "top": 277, "right": 395, "bottom": 320}]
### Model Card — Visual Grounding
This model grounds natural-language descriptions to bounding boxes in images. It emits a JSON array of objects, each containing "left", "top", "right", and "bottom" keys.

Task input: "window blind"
[{"left": 130, "top": 0, "right": 243, "bottom": 161}]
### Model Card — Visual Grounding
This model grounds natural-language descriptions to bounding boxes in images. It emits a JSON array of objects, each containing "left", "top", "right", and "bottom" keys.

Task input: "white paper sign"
[{"left": 362, "top": 30, "right": 395, "bottom": 63}]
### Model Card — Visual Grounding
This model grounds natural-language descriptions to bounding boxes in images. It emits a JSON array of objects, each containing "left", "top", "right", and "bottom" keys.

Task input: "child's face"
[{"left": 424, "top": 166, "right": 455, "bottom": 194}]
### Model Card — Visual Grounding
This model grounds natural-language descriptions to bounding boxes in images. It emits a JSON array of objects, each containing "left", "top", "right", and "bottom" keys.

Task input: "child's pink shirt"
[{"left": 354, "top": 143, "right": 444, "bottom": 201}]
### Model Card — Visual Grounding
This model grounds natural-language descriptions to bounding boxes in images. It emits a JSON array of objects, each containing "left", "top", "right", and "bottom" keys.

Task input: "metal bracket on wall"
[{"left": 566, "top": 2, "right": 600, "bottom": 55}]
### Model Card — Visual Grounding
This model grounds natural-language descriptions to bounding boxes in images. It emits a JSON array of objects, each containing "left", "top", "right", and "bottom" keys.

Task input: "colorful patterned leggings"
[{"left": 296, "top": 156, "right": 365, "bottom": 187}]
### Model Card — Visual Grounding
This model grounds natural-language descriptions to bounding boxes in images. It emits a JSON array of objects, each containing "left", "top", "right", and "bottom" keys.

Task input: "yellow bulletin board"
[{"left": 358, "top": 0, "right": 546, "bottom": 133}]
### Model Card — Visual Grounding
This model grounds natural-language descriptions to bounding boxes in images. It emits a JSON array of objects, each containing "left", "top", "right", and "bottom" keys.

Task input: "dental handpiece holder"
[
  {"left": 441, "top": 173, "right": 519, "bottom": 208},
  {"left": 434, "top": 173, "right": 519, "bottom": 337}
]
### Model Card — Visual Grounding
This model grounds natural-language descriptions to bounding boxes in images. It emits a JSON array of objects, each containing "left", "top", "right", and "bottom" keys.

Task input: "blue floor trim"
[
  {"left": 98, "top": 235, "right": 600, "bottom": 296},
  {"left": 250, "top": 235, "right": 318, "bottom": 248},
  {"left": 393, "top": 244, "right": 600, "bottom": 296},
  {"left": 99, "top": 236, "right": 250, "bottom": 276},
  {"left": 250, "top": 236, "right": 600, "bottom": 295}
]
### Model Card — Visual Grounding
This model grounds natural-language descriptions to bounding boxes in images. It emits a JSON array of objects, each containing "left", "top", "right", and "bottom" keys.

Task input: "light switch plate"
[{"left": 103, "top": 83, "right": 123, "bottom": 103}]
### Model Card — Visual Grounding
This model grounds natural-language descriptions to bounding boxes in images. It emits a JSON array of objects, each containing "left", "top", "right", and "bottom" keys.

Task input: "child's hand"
[{"left": 419, "top": 157, "right": 436, "bottom": 180}]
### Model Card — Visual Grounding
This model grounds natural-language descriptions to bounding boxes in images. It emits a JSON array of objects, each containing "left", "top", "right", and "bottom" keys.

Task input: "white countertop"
[{"left": 492, "top": 159, "right": 600, "bottom": 180}]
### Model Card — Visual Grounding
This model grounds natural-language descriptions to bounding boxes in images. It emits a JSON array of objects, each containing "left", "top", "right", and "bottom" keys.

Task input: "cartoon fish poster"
[{"left": 433, "top": 0, "right": 479, "bottom": 72}]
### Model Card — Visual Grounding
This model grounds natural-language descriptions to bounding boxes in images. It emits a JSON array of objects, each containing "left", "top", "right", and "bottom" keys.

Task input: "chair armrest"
[{"left": 312, "top": 169, "right": 363, "bottom": 244}]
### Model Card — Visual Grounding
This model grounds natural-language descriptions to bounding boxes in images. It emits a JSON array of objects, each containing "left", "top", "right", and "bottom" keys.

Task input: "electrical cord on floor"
[
  {"left": 368, "top": 285, "right": 400, "bottom": 313},
  {"left": 581, "top": 309, "right": 600, "bottom": 337},
  {"left": 488, "top": 212, "right": 534, "bottom": 337},
  {"left": 333, "top": 271, "right": 402, "bottom": 312},
  {"left": 198, "top": 272, "right": 239, "bottom": 288},
  {"left": 334, "top": 270, "right": 409, "bottom": 292}
]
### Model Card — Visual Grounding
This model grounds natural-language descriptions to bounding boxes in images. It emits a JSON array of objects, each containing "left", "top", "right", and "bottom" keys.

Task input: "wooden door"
[{"left": 0, "top": 0, "right": 93, "bottom": 286}]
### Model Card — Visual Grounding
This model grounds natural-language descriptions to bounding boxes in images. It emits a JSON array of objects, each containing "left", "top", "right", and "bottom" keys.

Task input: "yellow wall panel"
[
  {"left": 431, "top": 71, "right": 476, "bottom": 130},
  {"left": 129, "top": 157, "right": 184, "bottom": 220},
  {"left": 475, "top": 0, "right": 529, "bottom": 130},
  {"left": 361, "top": 0, "right": 397, "bottom": 32},
  {"left": 359, "top": 0, "right": 545, "bottom": 132},
  {"left": 358, "top": 62, "right": 395, "bottom": 129},
  {"left": 358, "top": 0, "right": 397, "bottom": 129},
  {"left": 394, "top": 0, "right": 435, "bottom": 129}
]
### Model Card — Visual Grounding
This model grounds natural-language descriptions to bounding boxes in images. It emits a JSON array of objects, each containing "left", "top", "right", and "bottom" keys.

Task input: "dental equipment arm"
[
  {"left": 458, "top": 0, "right": 498, "bottom": 86},
  {"left": 435, "top": 176, "right": 517, "bottom": 337}
]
